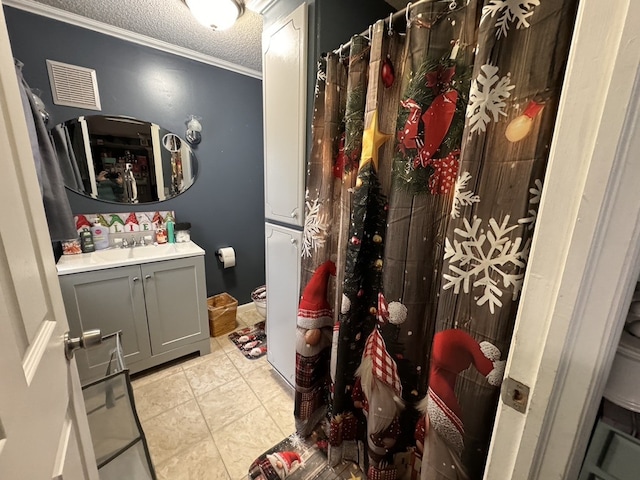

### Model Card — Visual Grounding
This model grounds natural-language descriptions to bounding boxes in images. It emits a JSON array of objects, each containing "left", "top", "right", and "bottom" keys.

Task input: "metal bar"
[{"left": 332, "top": 0, "right": 451, "bottom": 55}]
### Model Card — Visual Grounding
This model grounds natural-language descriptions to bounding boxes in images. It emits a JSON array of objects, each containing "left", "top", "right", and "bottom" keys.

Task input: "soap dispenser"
[{"left": 91, "top": 221, "right": 110, "bottom": 250}]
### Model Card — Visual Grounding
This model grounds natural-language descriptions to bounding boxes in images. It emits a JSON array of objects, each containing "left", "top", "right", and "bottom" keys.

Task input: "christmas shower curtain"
[{"left": 253, "top": 1, "right": 579, "bottom": 479}]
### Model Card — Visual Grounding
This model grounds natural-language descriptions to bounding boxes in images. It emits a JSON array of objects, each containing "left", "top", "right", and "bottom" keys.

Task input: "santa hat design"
[
  {"left": 423, "top": 329, "right": 506, "bottom": 453},
  {"left": 362, "top": 328, "right": 402, "bottom": 397},
  {"left": 265, "top": 451, "right": 302, "bottom": 479},
  {"left": 297, "top": 261, "right": 336, "bottom": 330}
]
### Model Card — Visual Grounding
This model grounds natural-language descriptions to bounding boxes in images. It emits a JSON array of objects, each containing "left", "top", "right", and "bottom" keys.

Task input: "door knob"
[{"left": 64, "top": 329, "right": 102, "bottom": 360}]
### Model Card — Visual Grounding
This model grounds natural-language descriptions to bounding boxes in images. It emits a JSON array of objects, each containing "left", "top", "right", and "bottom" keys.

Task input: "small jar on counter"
[
  {"left": 156, "top": 226, "right": 167, "bottom": 244},
  {"left": 174, "top": 222, "right": 191, "bottom": 243}
]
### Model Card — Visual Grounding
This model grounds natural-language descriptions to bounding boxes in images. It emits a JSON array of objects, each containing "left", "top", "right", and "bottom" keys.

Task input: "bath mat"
[
  {"left": 248, "top": 433, "right": 365, "bottom": 479},
  {"left": 228, "top": 321, "right": 267, "bottom": 360}
]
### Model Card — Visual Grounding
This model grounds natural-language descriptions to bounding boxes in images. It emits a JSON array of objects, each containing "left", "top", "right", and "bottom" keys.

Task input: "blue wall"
[{"left": 4, "top": 6, "right": 265, "bottom": 304}]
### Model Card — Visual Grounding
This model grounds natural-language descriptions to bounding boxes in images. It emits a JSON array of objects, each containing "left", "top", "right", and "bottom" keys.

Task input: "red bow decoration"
[
  {"left": 414, "top": 90, "right": 459, "bottom": 166},
  {"left": 413, "top": 149, "right": 461, "bottom": 195},
  {"left": 426, "top": 65, "right": 455, "bottom": 96},
  {"left": 397, "top": 66, "right": 458, "bottom": 166},
  {"left": 397, "top": 99, "right": 422, "bottom": 155}
]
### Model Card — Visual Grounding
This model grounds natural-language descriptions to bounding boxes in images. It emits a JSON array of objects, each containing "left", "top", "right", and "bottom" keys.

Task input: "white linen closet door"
[
  {"left": 0, "top": 6, "right": 98, "bottom": 480},
  {"left": 262, "top": 3, "right": 307, "bottom": 227},
  {"left": 265, "top": 223, "right": 302, "bottom": 386}
]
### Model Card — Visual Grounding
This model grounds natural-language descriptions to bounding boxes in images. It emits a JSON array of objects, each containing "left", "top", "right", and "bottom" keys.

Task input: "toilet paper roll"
[{"left": 216, "top": 247, "right": 236, "bottom": 269}]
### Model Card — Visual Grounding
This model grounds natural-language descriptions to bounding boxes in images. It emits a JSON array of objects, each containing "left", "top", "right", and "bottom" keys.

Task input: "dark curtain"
[{"left": 288, "top": 1, "right": 579, "bottom": 479}]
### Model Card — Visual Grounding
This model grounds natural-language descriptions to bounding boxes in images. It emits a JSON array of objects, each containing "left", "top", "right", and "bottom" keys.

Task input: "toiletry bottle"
[
  {"left": 91, "top": 222, "right": 110, "bottom": 250},
  {"left": 167, "top": 219, "right": 175, "bottom": 243},
  {"left": 80, "top": 228, "right": 95, "bottom": 253},
  {"left": 165, "top": 212, "right": 175, "bottom": 244}
]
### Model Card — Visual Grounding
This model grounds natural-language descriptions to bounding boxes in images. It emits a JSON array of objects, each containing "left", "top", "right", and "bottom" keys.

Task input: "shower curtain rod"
[{"left": 332, "top": 0, "right": 454, "bottom": 55}]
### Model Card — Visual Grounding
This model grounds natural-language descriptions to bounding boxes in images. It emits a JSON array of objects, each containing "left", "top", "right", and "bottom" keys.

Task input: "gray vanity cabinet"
[
  {"left": 59, "top": 256, "right": 210, "bottom": 381},
  {"left": 140, "top": 258, "right": 208, "bottom": 355},
  {"left": 59, "top": 265, "right": 151, "bottom": 380}
]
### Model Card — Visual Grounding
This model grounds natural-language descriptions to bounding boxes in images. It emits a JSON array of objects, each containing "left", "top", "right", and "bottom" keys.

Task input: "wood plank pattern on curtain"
[{"left": 290, "top": 1, "right": 579, "bottom": 479}]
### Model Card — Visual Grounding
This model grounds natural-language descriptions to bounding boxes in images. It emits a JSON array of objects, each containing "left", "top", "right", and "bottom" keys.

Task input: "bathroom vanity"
[{"left": 57, "top": 241, "right": 211, "bottom": 381}]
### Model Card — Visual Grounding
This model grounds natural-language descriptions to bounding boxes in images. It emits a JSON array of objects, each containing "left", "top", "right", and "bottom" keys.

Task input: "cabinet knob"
[
  {"left": 132, "top": 277, "right": 139, "bottom": 282},
  {"left": 290, "top": 211, "right": 297, "bottom": 218},
  {"left": 290, "top": 238, "right": 297, "bottom": 244},
  {"left": 145, "top": 274, "right": 152, "bottom": 280}
]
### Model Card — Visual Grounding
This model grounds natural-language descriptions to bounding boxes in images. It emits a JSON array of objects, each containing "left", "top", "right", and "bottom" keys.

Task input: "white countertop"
[{"left": 56, "top": 241, "right": 205, "bottom": 275}]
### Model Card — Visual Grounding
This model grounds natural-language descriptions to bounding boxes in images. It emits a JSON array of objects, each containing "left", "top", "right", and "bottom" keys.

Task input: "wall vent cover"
[{"left": 46, "top": 60, "right": 101, "bottom": 111}]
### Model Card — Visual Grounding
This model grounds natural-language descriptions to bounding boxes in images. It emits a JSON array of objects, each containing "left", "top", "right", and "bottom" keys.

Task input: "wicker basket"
[{"left": 207, "top": 293, "right": 237, "bottom": 337}]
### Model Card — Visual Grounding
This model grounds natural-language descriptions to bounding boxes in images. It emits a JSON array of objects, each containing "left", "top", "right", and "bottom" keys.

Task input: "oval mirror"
[{"left": 51, "top": 115, "right": 197, "bottom": 204}]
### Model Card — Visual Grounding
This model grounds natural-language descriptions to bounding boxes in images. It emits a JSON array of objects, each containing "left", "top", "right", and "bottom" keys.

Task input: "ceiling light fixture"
[{"left": 185, "top": 0, "right": 244, "bottom": 31}]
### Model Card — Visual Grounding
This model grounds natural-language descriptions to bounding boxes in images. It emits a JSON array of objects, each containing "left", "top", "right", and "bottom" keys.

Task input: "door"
[
  {"left": 142, "top": 257, "right": 208, "bottom": 355},
  {"left": 59, "top": 266, "right": 151, "bottom": 381},
  {"left": 263, "top": 3, "right": 307, "bottom": 226},
  {"left": 265, "top": 223, "right": 303, "bottom": 385},
  {"left": 0, "top": 5, "right": 98, "bottom": 479}
]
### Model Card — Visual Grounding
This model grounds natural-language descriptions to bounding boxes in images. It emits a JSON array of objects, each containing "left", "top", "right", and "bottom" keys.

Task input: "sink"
[{"left": 57, "top": 241, "right": 205, "bottom": 275}]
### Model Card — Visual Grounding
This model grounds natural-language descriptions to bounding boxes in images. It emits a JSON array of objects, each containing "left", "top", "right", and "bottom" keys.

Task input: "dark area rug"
[{"left": 228, "top": 321, "right": 267, "bottom": 359}]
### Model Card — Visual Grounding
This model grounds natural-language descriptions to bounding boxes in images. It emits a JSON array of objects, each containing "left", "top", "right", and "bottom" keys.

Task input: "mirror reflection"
[{"left": 52, "top": 115, "right": 197, "bottom": 203}]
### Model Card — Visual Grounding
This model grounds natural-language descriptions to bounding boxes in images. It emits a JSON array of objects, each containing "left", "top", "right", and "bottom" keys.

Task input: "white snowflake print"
[
  {"left": 482, "top": 0, "right": 541, "bottom": 39},
  {"left": 302, "top": 197, "right": 329, "bottom": 258},
  {"left": 451, "top": 171, "right": 481, "bottom": 219},
  {"left": 467, "top": 64, "right": 515, "bottom": 134},
  {"left": 518, "top": 178, "right": 542, "bottom": 230},
  {"left": 443, "top": 215, "right": 531, "bottom": 314},
  {"left": 315, "top": 66, "right": 327, "bottom": 96}
]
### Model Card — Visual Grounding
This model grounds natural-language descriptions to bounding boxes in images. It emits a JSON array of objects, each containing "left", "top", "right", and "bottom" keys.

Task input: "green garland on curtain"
[
  {"left": 343, "top": 86, "right": 366, "bottom": 171},
  {"left": 392, "top": 56, "right": 471, "bottom": 195}
]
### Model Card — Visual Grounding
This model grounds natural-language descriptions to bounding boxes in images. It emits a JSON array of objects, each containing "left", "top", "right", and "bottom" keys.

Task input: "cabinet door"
[
  {"left": 263, "top": 3, "right": 307, "bottom": 226},
  {"left": 265, "top": 223, "right": 302, "bottom": 385},
  {"left": 142, "top": 256, "right": 208, "bottom": 355},
  {"left": 58, "top": 265, "right": 150, "bottom": 381}
]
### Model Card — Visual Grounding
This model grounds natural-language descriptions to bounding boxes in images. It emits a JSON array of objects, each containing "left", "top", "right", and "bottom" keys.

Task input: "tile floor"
[{"left": 131, "top": 306, "right": 293, "bottom": 480}]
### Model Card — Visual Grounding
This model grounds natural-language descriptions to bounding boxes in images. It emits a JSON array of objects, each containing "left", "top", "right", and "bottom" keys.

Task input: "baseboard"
[{"left": 237, "top": 302, "right": 256, "bottom": 313}]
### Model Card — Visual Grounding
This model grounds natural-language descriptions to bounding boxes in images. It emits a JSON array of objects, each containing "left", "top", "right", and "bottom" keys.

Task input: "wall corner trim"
[{"left": 2, "top": 0, "right": 263, "bottom": 80}]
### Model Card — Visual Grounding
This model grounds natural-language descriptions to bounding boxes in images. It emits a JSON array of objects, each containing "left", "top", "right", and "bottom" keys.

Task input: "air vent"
[{"left": 46, "top": 60, "right": 101, "bottom": 111}]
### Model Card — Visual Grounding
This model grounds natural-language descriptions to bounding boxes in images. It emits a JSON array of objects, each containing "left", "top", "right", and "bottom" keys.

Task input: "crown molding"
[
  {"left": 245, "top": 0, "right": 278, "bottom": 14},
  {"left": 2, "top": 0, "right": 263, "bottom": 79}
]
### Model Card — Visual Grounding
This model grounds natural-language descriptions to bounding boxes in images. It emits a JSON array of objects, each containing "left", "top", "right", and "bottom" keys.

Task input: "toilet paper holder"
[{"left": 216, "top": 247, "right": 236, "bottom": 268}]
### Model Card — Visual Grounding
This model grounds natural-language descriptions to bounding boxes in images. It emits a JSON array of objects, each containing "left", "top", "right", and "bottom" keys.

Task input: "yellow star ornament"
[{"left": 359, "top": 110, "right": 391, "bottom": 173}]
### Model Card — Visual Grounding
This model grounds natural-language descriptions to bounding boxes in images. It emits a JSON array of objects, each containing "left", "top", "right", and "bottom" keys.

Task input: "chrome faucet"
[{"left": 121, "top": 238, "right": 129, "bottom": 248}]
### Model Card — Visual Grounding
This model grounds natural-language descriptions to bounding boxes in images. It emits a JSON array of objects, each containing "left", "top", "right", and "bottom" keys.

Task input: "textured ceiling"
[
  {"left": 26, "top": 0, "right": 263, "bottom": 74},
  {"left": 20, "top": 1, "right": 408, "bottom": 76}
]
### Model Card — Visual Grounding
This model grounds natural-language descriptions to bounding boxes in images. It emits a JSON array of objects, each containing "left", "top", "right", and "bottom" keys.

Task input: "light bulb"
[
  {"left": 186, "top": 0, "right": 241, "bottom": 30},
  {"left": 505, "top": 100, "right": 544, "bottom": 143}
]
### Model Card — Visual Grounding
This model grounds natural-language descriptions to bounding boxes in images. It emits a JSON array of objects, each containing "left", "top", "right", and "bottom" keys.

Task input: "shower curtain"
[{"left": 251, "top": 0, "right": 579, "bottom": 479}]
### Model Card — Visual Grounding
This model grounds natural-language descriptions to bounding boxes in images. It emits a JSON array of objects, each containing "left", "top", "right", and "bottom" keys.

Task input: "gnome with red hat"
[
  {"left": 256, "top": 451, "right": 302, "bottom": 480},
  {"left": 415, "top": 329, "right": 506, "bottom": 480},
  {"left": 294, "top": 260, "right": 336, "bottom": 436},
  {"left": 352, "top": 309, "right": 404, "bottom": 476}
]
